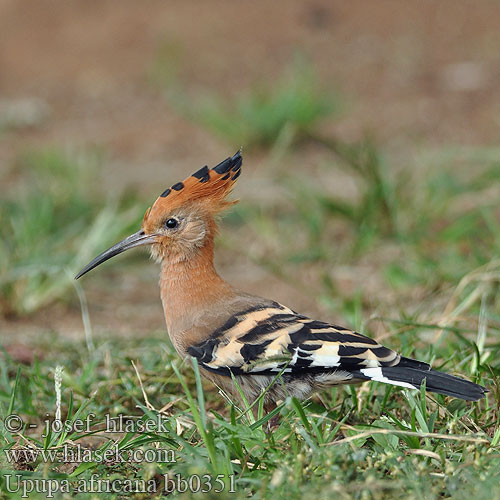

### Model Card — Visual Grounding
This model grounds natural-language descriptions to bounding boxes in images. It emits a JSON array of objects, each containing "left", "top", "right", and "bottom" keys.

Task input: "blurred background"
[{"left": 1, "top": 0, "right": 500, "bottom": 361}]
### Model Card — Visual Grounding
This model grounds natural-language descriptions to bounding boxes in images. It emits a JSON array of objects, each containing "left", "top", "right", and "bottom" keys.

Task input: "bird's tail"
[{"left": 352, "top": 357, "right": 487, "bottom": 401}]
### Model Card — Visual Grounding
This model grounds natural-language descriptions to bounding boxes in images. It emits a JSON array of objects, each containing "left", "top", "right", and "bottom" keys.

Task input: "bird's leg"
[
  {"left": 264, "top": 402, "right": 281, "bottom": 431},
  {"left": 250, "top": 401, "right": 280, "bottom": 431}
]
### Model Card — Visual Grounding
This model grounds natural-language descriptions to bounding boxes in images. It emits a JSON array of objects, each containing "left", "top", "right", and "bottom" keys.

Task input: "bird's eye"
[{"left": 165, "top": 218, "right": 178, "bottom": 229}]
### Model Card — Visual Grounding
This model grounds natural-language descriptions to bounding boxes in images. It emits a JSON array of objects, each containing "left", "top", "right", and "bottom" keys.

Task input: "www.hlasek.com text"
[{"left": 5, "top": 443, "right": 176, "bottom": 465}]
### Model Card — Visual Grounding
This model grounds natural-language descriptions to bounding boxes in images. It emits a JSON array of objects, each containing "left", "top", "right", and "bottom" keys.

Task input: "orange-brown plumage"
[
  {"left": 132, "top": 152, "right": 243, "bottom": 354},
  {"left": 76, "top": 151, "right": 487, "bottom": 409},
  {"left": 143, "top": 156, "right": 240, "bottom": 234}
]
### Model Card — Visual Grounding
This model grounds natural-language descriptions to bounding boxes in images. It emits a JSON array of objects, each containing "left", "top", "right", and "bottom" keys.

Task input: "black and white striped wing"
[
  {"left": 187, "top": 302, "right": 488, "bottom": 400},
  {"left": 187, "top": 302, "right": 402, "bottom": 379}
]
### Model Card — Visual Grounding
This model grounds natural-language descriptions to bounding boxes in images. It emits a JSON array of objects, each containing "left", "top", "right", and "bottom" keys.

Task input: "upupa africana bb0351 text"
[{"left": 76, "top": 151, "right": 487, "bottom": 412}]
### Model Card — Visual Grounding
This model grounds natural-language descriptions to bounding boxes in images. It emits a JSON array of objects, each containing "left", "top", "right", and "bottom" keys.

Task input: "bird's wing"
[{"left": 187, "top": 301, "right": 404, "bottom": 377}]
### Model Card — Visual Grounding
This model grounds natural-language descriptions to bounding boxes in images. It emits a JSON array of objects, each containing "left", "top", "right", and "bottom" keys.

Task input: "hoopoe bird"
[{"left": 76, "top": 151, "right": 487, "bottom": 411}]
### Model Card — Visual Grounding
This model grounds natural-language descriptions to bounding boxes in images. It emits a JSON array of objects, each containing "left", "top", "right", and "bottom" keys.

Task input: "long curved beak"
[{"left": 75, "top": 230, "right": 157, "bottom": 279}]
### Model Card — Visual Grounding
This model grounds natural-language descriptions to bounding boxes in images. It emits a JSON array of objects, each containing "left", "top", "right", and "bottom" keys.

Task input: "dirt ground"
[{"left": 1, "top": 0, "right": 500, "bottom": 345}]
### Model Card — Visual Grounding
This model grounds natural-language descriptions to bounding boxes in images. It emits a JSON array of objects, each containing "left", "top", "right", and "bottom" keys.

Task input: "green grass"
[
  {"left": 0, "top": 316, "right": 496, "bottom": 499},
  {"left": 157, "top": 57, "right": 340, "bottom": 150},
  {"left": 225, "top": 144, "right": 500, "bottom": 311},
  {"left": 1, "top": 137, "right": 500, "bottom": 498},
  {"left": 0, "top": 148, "right": 142, "bottom": 315}
]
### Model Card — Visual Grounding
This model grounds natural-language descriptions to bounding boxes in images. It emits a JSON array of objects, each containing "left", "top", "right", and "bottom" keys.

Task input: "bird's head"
[{"left": 75, "top": 151, "right": 242, "bottom": 279}]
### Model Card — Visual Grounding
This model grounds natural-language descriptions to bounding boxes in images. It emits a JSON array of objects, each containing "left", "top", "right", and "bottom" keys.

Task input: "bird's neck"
[{"left": 159, "top": 238, "right": 233, "bottom": 343}]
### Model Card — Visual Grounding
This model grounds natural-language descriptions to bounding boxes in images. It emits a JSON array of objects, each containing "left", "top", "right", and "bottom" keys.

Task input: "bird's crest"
[{"left": 144, "top": 151, "right": 242, "bottom": 227}]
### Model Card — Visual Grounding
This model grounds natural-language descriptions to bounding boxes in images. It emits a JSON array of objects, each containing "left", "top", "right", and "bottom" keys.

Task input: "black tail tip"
[{"left": 426, "top": 377, "right": 488, "bottom": 402}]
